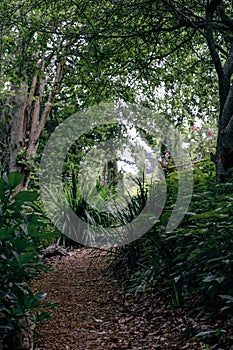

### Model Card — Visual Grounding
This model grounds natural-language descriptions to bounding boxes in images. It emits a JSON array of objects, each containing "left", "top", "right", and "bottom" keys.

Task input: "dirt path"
[{"left": 32, "top": 249, "right": 232, "bottom": 350}]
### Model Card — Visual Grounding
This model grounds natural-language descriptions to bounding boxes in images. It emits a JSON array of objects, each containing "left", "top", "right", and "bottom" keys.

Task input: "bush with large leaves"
[{"left": 0, "top": 172, "right": 53, "bottom": 348}]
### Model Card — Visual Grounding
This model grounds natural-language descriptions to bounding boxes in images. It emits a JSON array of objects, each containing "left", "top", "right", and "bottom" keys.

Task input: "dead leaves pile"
[{"left": 32, "top": 249, "right": 233, "bottom": 350}]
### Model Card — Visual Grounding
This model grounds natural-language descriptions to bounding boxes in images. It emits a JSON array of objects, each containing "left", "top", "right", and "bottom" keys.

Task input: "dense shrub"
[
  {"left": 109, "top": 160, "right": 233, "bottom": 317},
  {"left": 46, "top": 167, "right": 149, "bottom": 247},
  {"left": 0, "top": 172, "right": 54, "bottom": 348}
]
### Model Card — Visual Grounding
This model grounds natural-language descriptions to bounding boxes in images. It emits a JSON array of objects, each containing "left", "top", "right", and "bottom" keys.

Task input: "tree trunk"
[
  {"left": 8, "top": 81, "right": 28, "bottom": 174},
  {"left": 215, "top": 80, "right": 233, "bottom": 182},
  {"left": 7, "top": 58, "right": 63, "bottom": 191},
  {"left": 205, "top": 3, "right": 233, "bottom": 182}
]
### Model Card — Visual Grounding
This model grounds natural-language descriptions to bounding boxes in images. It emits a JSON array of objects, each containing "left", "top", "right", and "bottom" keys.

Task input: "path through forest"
[{"left": 32, "top": 249, "right": 231, "bottom": 350}]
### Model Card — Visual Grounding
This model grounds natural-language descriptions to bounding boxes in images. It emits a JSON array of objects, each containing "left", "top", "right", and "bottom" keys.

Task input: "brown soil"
[{"left": 32, "top": 248, "right": 233, "bottom": 350}]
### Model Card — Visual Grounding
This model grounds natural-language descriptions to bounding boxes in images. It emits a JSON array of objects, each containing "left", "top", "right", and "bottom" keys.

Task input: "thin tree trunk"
[
  {"left": 9, "top": 80, "right": 28, "bottom": 173},
  {"left": 8, "top": 57, "right": 63, "bottom": 191}
]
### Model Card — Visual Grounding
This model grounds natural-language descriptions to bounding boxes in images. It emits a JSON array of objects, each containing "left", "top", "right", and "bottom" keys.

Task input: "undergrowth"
[
  {"left": 0, "top": 172, "right": 56, "bottom": 349},
  {"left": 107, "top": 160, "right": 233, "bottom": 319}
]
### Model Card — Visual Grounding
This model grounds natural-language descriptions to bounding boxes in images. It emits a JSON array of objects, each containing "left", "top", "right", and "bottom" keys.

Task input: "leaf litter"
[{"left": 32, "top": 248, "right": 233, "bottom": 350}]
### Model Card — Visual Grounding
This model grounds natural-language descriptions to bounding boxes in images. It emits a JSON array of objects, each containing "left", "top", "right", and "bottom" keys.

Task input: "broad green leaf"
[
  {"left": 18, "top": 252, "right": 36, "bottom": 265},
  {"left": 14, "top": 191, "right": 39, "bottom": 203},
  {"left": 0, "top": 230, "right": 12, "bottom": 241},
  {"left": 7, "top": 172, "right": 23, "bottom": 189},
  {"left": 12, "top": 238, "right": 28, "bottom": 252}
]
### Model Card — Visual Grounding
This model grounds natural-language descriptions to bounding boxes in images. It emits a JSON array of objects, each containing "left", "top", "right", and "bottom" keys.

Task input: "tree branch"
[
  {"left": 209, "top": 0, "right": 223, "bottom": 12},
  {"left": 37, "top": 61, "right": 63, "bottom": 139},
  {"left": 26, "top": 59, "right": 63, "bottom": 158},
  {"left": 219, "top": 3, "right": 233, "bottom": 29},
  {"left": 29, "top": 55, "right": 48, "bottom": 143},
  {"left": 160, "top": 0, "right": 206, "bottom": 37},
  {"left": 223, "top": 40, "right": 233, "bottom": 80},
  {"left": 205, "top": 2, "right": 223, "bottom": 80},
  {"left": 150, "top": 29, "right": 197, "bottom": 61}
]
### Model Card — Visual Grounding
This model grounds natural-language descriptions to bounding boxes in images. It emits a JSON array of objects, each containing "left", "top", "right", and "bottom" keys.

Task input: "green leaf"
[
  {"left": 18, "top": 252, "right": 36, "bottom": 265},
  {"left": 189, "top": 210, "right": 228, "bottom": 220},
  {"left": 12, "top": 239, "right": 28, "bottom": 252},
  {"left": 203, "top": 275, "right": 225, "bottom": 283},
  {"left": 35, "top": 292, "right": 48, "bottom": 301},
  {"left": 14, "top": 191, "right": 39, "bottom": 203},
  {"left": 196, "top": 330, "right": 217, "bottom": 337},
  {"left": 0, "top": 324, "right": 14, "bottom": 330},
  {"left": 219, "top": 295, "right": 233, "bottom": 302},
  {"left": 0, "top": 229, "right": 12, "bottom": 241},
  {"left": 0, "top": 178, "right": 7, "bottom": 200},
  {"left": 7, "top": 172, "right": 23, "bottom": 189}
]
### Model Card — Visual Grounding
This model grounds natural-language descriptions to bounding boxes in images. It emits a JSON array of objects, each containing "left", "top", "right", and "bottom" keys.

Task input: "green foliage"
[
  {"left": 46, "top": 164, "right": 149, "bottom": 247},
  {"left": 110, "top": 160, "right": 233, "bottom": 317},
  {"left": 0, "top": 172, "right": 54, "bottom": 344}
]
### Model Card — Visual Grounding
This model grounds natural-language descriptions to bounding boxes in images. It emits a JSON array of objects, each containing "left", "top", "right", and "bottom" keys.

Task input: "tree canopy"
[
  {"left": 88, "top": 0, "right": 233, "bottom": 180},
  {"left": 1, "top": 0, "right": 233, "bottom": 185}
]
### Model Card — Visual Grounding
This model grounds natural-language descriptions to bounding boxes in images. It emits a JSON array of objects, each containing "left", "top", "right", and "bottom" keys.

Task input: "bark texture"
[
  {"left": 205, "top": 3, "right": 233, "bottom": 181},
  {"left": 7, "top": 57, "right": 63, "bottom": 191}
]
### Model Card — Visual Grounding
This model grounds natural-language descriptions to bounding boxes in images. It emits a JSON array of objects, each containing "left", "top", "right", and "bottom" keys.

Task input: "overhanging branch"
[{"left": 205, "top": 2, "right": 223, "bottom": 80}]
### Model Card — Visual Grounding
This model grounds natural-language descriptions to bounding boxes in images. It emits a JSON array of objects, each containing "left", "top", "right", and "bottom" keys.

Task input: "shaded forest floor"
[{"left": 32, "top": 249, "right": 233, "bottom": 350}]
